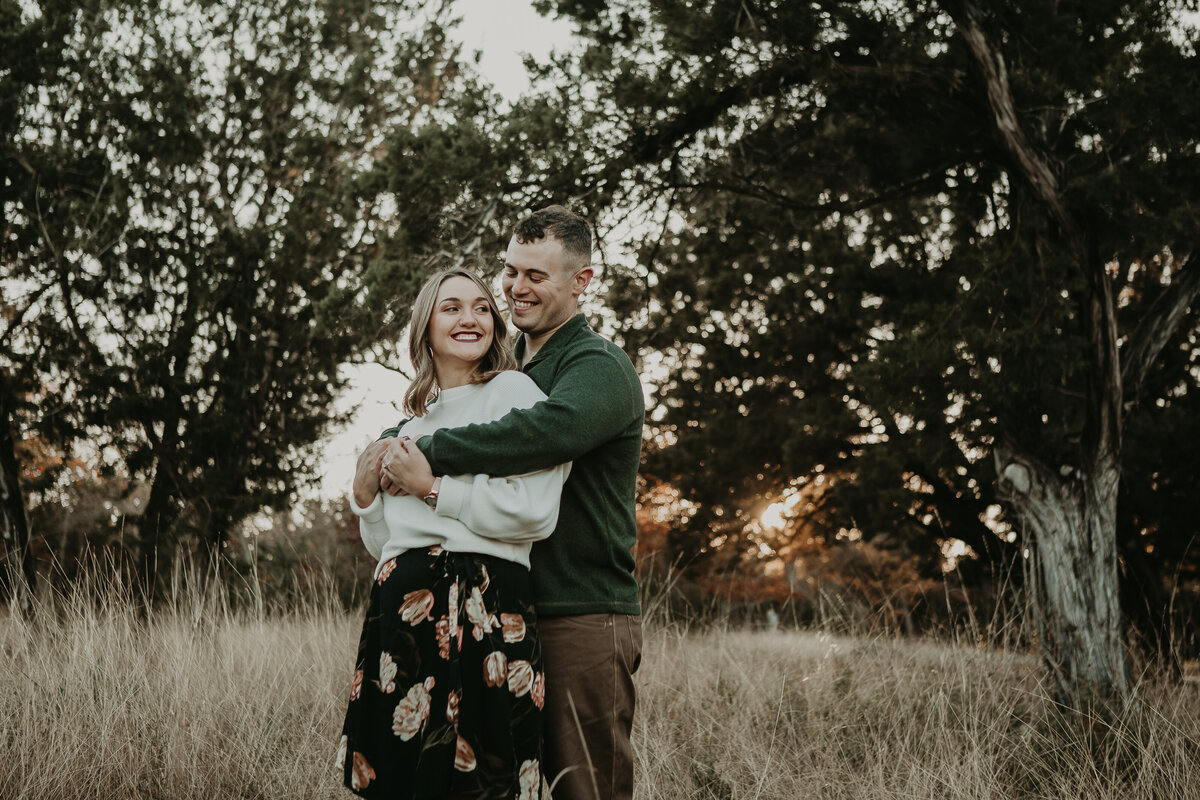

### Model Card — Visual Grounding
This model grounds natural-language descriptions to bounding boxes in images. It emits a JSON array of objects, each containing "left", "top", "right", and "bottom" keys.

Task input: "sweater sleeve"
[
  {"left": 347, "top": 492, "right": 390, "bottom": 561},
  {"left": 428, "top": 371, "right": 572, "bottom": 539},
  {"left": 434, "top": 461, "right": 572, "bottom": 543},
  {"left": 416, "top": 348, "right": 638, "bottom": 477}
]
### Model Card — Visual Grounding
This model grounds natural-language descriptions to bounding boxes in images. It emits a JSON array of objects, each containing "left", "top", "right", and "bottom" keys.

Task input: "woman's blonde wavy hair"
[{"left": 403, "top": 268, "right": 516, "bottom": 417}]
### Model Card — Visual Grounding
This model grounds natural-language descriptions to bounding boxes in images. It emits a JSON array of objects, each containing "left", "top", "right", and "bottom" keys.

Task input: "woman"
[{"left": 336, "top": 268, "right": 569, "bottom": 800}]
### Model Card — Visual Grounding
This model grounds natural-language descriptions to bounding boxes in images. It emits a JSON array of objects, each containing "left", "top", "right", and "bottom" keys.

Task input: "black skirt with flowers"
[{"left": 336, "top": 546, "right": 544, "bottom": 800}]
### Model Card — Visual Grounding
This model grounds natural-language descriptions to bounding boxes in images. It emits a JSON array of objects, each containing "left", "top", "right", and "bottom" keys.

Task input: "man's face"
[{"left": 502, "top": 235, "right": 591, "bottom": 340}]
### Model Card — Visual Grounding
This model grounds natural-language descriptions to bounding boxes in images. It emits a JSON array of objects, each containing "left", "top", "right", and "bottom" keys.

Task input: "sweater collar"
[
  {"left": 434, "top": 381, "right": 483, "bottom": 404},
  {"left": 515, "top": 312, "right": 589, "bottom": 366}
]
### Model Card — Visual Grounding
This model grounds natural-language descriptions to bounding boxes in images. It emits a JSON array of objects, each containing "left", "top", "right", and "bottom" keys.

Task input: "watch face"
[{"left": 423, "top": 494, "right": 437, "bottom": 509}]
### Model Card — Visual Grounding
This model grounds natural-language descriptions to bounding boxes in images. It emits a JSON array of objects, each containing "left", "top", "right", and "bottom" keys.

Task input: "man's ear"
[{"left": 573, "top": 266, "right": 594, "bottom": 296}]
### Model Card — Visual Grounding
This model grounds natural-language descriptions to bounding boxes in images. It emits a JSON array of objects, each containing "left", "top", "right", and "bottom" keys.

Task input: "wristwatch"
[{"left": 422, "top": 477, "right": 442, "bottom": 509}]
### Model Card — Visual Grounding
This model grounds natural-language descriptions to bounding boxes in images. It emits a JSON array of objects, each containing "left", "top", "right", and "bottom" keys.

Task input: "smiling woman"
[
  {"left": 427, "top": 278, "right": 498, "bottom": 388},
  {"left": 399, "top": 270, "right": 516, "bottom": 419},
  {"left": 336, "top": 267, "right": 571, "bottom": 800}
]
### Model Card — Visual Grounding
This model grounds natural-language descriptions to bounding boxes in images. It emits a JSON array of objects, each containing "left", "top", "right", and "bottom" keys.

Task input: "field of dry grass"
[
  {"left": 636, "top": 625, "right": 1200, "bottom": 799},
  {"left": 1, "top": 576, "right": 1198, "bottom": 800}
]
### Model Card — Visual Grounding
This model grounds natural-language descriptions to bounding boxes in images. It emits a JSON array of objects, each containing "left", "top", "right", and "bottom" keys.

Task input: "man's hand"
[
  {"left": 381, "top": 437, "right": 436, "bottom": 498},
  {"left": 352, "top": 439, "right": 390, "bottom": 508}
]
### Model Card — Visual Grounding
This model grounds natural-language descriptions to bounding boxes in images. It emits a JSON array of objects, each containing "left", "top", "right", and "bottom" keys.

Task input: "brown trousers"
[{"left": 539, "top": 614, "right": 642, "bottom": 800}]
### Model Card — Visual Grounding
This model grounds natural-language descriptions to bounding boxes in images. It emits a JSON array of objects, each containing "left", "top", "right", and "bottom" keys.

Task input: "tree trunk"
[
  {"left": 138, "top": 472, "right": 173, "bottom": 594},
  {"left": 956, "top": 3, "right": 1144, "bottom": 702},
  {"left": 995, "top": 443, "right": 1129, "bottom": 700},
  {"left": 0, "top": 372, "right": 37, "bottom": 611}
]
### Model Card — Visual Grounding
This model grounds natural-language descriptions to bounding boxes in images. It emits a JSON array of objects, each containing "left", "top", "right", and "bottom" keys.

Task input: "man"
[{"left": 382, "top": 205, "right": 644, "bottom": 800}]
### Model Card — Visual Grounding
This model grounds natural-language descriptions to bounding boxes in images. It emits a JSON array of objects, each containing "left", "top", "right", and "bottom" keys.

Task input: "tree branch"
[
  {"left": 662, "top": 166, "right": 955, "bottom": 219},
  {"left": 953, "top": 3, "right": 1075, "bottom": 249},
  {"left": 0, "top": 282, "right": 55, "bottom": 350},
  {"left": 953, "top": 2, "right": 1122, "bottom": 469},
  {"left": 1121, "top": 250, "right": 1200, "bottom": 403},
  {"left": 35, "top": 197, "right": 107, "bottom": 369},
  {"left": 583, "top": 57, "right": 814, "bottom": 196}
]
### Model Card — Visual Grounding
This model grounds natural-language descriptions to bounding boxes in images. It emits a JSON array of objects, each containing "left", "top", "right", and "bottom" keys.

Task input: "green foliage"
[
  {"left": 0, "top": 0, "right": 529, "bottom": 576},
  {"left": 538, "top": 0, "right": 1200, "bottom": 633}
]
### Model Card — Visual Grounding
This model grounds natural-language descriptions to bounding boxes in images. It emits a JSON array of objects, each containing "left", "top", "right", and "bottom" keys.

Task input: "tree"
[
  {"left": 0, "top": 0, "right": 517, "bottom": 582},
  {"left": 0, "top": 365, "right": 37, "bottom": 607},
  {"left": 534, "top": 0, "right": 1200, "bottom": 699}
]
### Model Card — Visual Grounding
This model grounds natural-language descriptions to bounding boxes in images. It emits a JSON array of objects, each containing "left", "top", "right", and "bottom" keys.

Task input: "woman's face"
[{"left": 427, "top": 275, "right": 496, "bottom": 373}]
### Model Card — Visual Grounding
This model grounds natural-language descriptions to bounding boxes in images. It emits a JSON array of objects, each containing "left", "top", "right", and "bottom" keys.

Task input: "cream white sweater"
[{"left": 349, "top": 371, "right": 570, "bottom": 576}]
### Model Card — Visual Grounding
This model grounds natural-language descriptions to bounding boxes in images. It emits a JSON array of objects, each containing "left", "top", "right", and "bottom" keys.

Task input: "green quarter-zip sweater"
[{"left": 415, "top": 313, "right": 644, "bottom": 616}]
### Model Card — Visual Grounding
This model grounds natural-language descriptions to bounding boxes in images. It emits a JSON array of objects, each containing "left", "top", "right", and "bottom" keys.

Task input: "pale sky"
[
  {"left": 455, "top": 0, "right": 575, "bottom": 101},
  {"left": 316, "top": 1, "right": 576, "bottom": 499}
]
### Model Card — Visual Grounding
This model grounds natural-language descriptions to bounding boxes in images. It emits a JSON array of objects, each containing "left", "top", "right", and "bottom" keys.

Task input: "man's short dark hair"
[{"left": 514, "top": 205, "right": 592, "bottom": 268}]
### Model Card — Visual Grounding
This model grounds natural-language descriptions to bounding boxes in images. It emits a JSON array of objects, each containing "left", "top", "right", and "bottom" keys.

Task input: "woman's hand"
[
  {"left": 352, "top": 439, "right": 390, "bottom": 508},
  {"left": 380, "top": 437, "right": 436, "bottom": 498}
]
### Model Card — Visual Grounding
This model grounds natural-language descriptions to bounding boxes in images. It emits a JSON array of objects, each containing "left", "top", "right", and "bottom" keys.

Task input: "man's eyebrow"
[{"left": 504, "top": 263, "right": 551, "bottom": 277}]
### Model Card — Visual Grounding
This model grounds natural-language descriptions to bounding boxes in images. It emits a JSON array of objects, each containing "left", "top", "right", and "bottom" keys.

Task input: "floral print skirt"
[{"left": 336, "top": 546, "right": 544, "bottom": 800}]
